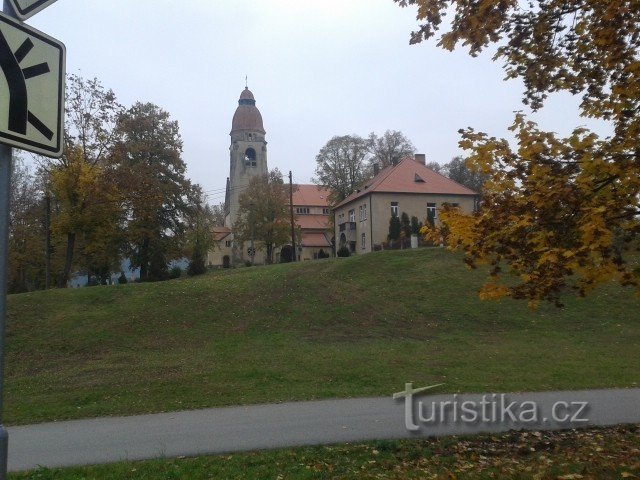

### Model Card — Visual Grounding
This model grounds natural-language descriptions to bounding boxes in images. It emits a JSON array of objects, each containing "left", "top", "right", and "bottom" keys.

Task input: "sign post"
[
  {"left": 0, "top": 0, "right": 63, "bottom": 476},
  {"left": 0, "top": 3, "right": 12, "bottom": 477}
]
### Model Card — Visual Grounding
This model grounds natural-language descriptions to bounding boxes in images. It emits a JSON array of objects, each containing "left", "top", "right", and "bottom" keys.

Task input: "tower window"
[{"left": 244, "top": 148, "right": 257, "bottom": 167}]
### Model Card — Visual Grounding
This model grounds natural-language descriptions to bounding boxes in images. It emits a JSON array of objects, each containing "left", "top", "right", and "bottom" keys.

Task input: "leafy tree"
[
  {"left": 398, "top": 0, "right": 640, "bottom": 305},
  {"left": 410, "top": 215, "right": 422, "bottom": 235},
  {"left": 368, "top": 130, "right": 415, "bottom": 168},
  {"left": 8, "top": 159, "right": 46, "bottom": 292},
  {"left": 313, "top": 134, "right": 370, "bottom": 203},
  {"left": 49, "top": 74, "right": 123, "bottom": 287},
  {"left": 441, "top": 156, "right": 486, "bottom": 193},
  {"left": 388, "top": 215, "right": 402, "bottom": 243},
  {"left": 425, "top": 161, "right": 444, "bottom": 174},
  {"left": 210, "top": 202, "right": 226, "bottom": 227},
  {"left": 186, "top": 191, "right": 217, "bottom": 276},
  {"left": 400, "top": 212, "right": 412, "bottom": 239},
  {"left": 112, "top": 102, "right": 195, "bottom": 282},
  {"left": 234, "top": 169, "right": 291, "bottom": 264},
  {"left": 49, "top": 145, "right": 123, "bottom": 287}
]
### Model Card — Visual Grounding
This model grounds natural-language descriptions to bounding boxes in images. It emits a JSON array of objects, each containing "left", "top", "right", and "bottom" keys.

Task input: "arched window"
[{"left": 244, "top": 147, "right": 257, "bottom": 167}]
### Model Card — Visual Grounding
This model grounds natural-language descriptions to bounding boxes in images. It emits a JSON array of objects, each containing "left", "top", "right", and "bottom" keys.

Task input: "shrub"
[
  {"left": 169, "top": 266, "right": 182, "bottom": 279},
  {"left": 187, "top": 250, "right": 207, "bottom": 276},
  {"left": 337, "top": 246, "right": 351, "bottom": 257},
  {"left": 118, "top": 272, "right": 128, "bottom": 284}
]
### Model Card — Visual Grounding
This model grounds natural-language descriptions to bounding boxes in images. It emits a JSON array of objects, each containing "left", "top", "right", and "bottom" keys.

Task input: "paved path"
[{"left": 8, "top": 388, "right": 640, "bottom": 471}]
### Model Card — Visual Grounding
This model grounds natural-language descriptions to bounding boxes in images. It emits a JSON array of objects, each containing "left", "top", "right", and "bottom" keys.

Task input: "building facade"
[
  {"left": 208, "top": 87, "right": 333, "bottom": 267},
  {"left": 333, "top": 156, "right": 479, "bottom": 254}
]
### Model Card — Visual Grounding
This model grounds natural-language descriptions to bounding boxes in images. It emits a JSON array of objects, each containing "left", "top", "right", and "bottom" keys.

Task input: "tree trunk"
[
  {"left": 266, "top": 244, "right": 273, "bottom": 264},
  {"left": 58, "top": 232, "right": 76, "bottom": 288},
  {"left": 139, "top": 237, "right": 150, "bottom": 282}
]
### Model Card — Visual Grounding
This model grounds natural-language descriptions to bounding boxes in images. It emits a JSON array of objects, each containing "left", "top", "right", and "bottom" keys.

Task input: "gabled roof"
[
  {"left": 335, "top": 157, "right": 478, "bottom": 209},
  {"left": 295, "top": 214, "right": 330, "bottom": 230},
  {"left": 211, "top": 226, "right": 232, "bottom": 242},
  {"left": 300, "top": 232, "right": 331, "bottom": 248},
  {"left": 292, "top": 184, "right": 331, "bottom": 207}
]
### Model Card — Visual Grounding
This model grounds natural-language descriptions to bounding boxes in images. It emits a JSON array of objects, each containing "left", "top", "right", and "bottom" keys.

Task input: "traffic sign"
[
  {"left": 0, "top": 11, "right": 65, "bottom": 157},
  {"left": 7, "top": 0, "right": 59, "bottom": 21}
]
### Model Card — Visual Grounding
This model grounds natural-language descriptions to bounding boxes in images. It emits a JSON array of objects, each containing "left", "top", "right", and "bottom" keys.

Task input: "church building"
[{"left": 207, "top": 87, "right": 333, "bottom": 268}]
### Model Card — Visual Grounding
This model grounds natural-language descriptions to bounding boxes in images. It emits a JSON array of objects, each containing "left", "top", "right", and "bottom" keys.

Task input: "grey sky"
[{"left": 27, "top": 0, "right": 610, "bottom": 205}]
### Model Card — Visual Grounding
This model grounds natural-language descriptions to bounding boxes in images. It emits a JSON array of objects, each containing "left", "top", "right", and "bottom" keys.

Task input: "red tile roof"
[
  {"left": 211, "top": 226, "right": 232, "bottom": 241},
  {"left": 295, "top": 214, "right": 330, "bottom": 230},
  {"left": 292, "top": 184, "right": 331, "bottom": 207},
  {"left": 335, "top": 157, "right": 478, "bottom": 209},
  {"left": 301, "top": 232, "right": 331, "bottom": 248}
]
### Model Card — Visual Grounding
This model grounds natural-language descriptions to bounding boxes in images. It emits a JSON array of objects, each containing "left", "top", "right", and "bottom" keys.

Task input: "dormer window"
[{"left": 414, "top": 173, "right": 425, "bottom": 183}]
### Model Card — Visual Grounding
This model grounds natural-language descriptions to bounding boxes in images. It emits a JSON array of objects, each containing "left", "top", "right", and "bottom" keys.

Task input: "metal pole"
[
  {"left": 0, "top": 2, "right": 18, "bottom": 476},
  {"left": 0, "top": 143, "right": 11, "bottom": 480},
  {"left": 289, "top": 171, "right": 296, "bottom": 262}
]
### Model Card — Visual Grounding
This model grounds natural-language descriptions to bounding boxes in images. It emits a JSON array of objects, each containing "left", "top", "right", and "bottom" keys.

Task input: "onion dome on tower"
[{"left": 231, "top": 87, "right": 265, "bottom": 134}]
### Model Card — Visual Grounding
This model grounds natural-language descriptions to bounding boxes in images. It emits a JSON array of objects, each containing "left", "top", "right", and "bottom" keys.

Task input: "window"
[
  {"left": 323, "top": 208, "right": 330, "bottom": 215},
  {"left": 296, "top": 207, "right": 310, "bottom": 214},
  {"left": 349, "top": 209, "right": 355, "bottom": 222},
  {"left": 359, "top": 206, "right": 363, "bottom": 221},
  {"left": 225, "top": 240, "right": 232, "bottom": 248},
  {"left": 391, "top": 202, "right": 398, "bottom": 217},
  {"left": 244, "top": 147, "right": 257, "bottom": 167},
  {"left": 361, "top": 233, "right": 366, "bottom": 250},
  {"left": 362, "top": 204, "right": 367, "bottom": 220},
  {"left": 427, "top": 202, "right": 437, "bottom": 226}
]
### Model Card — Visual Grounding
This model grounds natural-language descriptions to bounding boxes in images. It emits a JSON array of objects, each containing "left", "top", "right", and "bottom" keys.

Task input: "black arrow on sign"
[{"left": 0, "top": 29, "right": 53, "bottom": 140}]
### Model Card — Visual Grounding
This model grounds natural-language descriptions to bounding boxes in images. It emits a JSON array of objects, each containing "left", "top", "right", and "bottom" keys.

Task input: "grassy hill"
[{"left": 6, "top": 248, "right": 640, "bottom": 425}]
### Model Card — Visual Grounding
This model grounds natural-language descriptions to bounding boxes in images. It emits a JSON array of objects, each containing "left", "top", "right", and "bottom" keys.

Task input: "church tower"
[{"left": 224, "top": 87, "right": 268, "bottom": 228}]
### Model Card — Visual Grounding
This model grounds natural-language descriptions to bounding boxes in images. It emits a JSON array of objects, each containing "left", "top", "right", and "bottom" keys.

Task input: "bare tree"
[{"left": 367, "top": 130, "right": 415, "bottom": 169}]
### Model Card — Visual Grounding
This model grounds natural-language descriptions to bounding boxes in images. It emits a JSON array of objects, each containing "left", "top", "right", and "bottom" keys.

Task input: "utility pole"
[
  {"left": 44, "top": 192, "right": 51, "bottom": 289},
  {"left": 289, "top": 171, "right": 296, "bottom": 262},
  {"left": 249, "top": 202, "right": 255, "bottom": 266}
]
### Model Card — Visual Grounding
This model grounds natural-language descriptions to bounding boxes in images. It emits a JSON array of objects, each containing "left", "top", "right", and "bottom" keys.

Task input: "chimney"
[
  {"left": 373, "top": 163, "right": 380, "bottom": 175},
  {"left": 414, "top": 153, "right": 426, "bottom": 165}
]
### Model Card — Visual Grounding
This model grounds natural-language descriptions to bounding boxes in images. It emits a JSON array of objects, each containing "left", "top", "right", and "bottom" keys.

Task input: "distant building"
[
  {"left": 333, "top": 155, "right": 479, "bottom": 254},
  {"left": 208, "top": 87, "right": 332, "bottom": 267},
  {"left": 290, "top": 184, "right": 333, "bottom": 262}
]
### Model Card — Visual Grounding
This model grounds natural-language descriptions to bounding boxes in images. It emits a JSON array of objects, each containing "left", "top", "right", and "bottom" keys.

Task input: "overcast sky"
[{"left": 25, "top": 0, "right": 610, "bottom": 205}]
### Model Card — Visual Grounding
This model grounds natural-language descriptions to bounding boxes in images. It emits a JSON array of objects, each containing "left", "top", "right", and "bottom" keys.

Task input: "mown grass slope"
[{"left": 6, "top": 248, "right": 639, "bottom": 425}]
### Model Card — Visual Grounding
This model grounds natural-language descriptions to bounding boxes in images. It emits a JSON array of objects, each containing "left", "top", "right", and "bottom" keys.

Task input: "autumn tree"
[
  {"left": 368, "top": 130, "right": 415, "bottom": 168},
  {"left": 8, "top": 159, "right": 46, "bottom": 292},
  {"left": 49, "top": 74, "right": 123, "bottom": 287},
  {"left": 397, "top": 0, "right": 640, "bottom": 305},
  {"left": 234, "top": 169, "right": 291, "bottom": 264},
  {"left": 49, "top": 145, "right": 123, "bottom": 286},
  {"left": 112, "top": 102, "right": 195, "bottom": 282},
  {"left": 313, "top": 135, "right": 371, "bottom": 203}
]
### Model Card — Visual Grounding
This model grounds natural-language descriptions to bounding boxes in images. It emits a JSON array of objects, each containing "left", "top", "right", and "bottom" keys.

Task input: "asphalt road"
[{"left": 8, "top": 387, "right": 640, "bottom": 471}]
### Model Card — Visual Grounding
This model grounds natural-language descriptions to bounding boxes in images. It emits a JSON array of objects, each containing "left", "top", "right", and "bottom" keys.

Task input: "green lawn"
[
  {"left": 9, "top": 425, "right": 640, "bottom": 479},
  {"left": 6, "top": 248, "right": 640, "bottom": 425}
]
